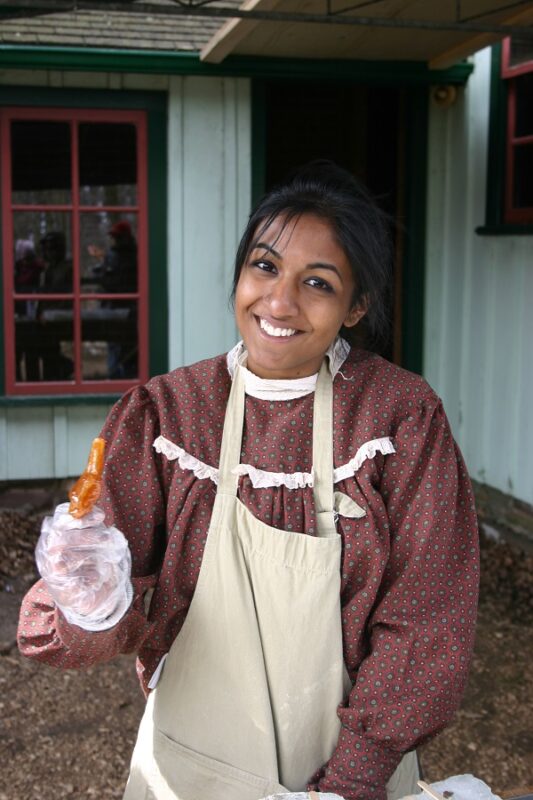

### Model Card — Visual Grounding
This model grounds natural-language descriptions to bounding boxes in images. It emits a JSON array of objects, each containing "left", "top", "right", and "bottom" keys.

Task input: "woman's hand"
[{"left": 35, "top": 502, "right": 133, "bottom": 630}]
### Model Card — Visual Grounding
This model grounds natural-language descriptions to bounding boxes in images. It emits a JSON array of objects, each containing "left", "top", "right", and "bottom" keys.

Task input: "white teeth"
[{"left": 259, "top": 318, "right": 297, "bottom": 337}]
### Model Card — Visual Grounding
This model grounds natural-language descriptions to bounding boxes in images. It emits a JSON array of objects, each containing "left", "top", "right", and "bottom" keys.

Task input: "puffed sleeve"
[
  {"left": 18, "top": 385, "right": 166, "bottom": 671},
  {"left": 314, "top": 393, "right": 479, "bottom": 800}
]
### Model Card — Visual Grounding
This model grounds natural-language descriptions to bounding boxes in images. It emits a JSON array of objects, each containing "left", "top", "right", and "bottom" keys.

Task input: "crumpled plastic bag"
[
  {"left": 35, "top": 502, "right": 133, "bottom": 631},
  {"left": 260, "top": 793, "right": 344, "bottom": 799},
  {"left": 430, "top": 775, "right": 502, "bottom": 800}
]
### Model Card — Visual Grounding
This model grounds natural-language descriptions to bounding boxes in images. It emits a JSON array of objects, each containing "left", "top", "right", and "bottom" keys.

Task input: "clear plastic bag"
[
  {"left": 35, "top": 502, "right": 133, "bottom": 631},
  {"left": 260, "top": 794, "right": 344, "bottom": 799}
]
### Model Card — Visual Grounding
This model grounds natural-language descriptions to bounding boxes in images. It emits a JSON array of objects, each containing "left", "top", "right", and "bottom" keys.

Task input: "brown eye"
[
  {"left": 305, "top": 277, "right": 334, "bottom": 293},
  {"left": 252, "top": 259, "right": 276, "bottom": 273}
]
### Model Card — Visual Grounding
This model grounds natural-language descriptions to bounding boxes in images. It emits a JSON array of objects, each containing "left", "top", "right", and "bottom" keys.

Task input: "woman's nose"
[{"left": 267, "top": 277, "right": 299, "bottom": 316}]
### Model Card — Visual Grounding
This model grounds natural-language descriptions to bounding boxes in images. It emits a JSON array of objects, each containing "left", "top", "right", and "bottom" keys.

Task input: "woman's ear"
[{"left": 343, "top": 297, "right": 368, "bottom": 329}]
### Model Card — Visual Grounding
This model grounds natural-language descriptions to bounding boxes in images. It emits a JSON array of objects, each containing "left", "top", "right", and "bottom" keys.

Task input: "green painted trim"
[
  {"left": 485, "top": 44, "right": 506, "bottom": 228},
  {"left": 0, "top": 84, "right": 165, "bottom": 110},
  {"left": 0, "top": 85, "right": 168, "bottom": 397},
  {"left": 0, "top": 394, "right": 121, "bottom": 407},
  {"left": 146, "top": 106, "right": 168, "bottom": 378},
  {"left": 476, "top": 224, "right": 533, "bottom": 236},
  {"left": 0, "top": 45, "right": 473, "bottom": 85},
  {"left": 401, "top": 87, "right": 428, "bottom": 376}
]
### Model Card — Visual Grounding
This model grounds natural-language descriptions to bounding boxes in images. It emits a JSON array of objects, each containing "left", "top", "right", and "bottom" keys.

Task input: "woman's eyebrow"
[
  {"left": 306, "top": 262, "right": 342, "bottom": 278},
  {"left": 250, "top": 241, "right": 281, "bottom": 257}
]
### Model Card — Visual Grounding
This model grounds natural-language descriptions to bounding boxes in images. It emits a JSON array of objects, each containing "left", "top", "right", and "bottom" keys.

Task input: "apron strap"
[
  {"left": 217, "top": 358, "right": 337, "bottom": 539},
  {"left": 217, "top": 362, "right": 246, "bottom": 496},
  {"left": 312, "top": 360, "right": 336, "bottom": 538}
]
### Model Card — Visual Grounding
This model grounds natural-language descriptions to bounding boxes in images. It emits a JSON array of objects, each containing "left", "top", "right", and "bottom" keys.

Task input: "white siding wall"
[
  {"left": 424, "top": 48, "right": 533, "bottom": 505},
  {"left": 0, "top": 70, "right": 250, "bottom": 480},
  {"left": 167, "top": 75, "right": 249, "bottom": 368}
]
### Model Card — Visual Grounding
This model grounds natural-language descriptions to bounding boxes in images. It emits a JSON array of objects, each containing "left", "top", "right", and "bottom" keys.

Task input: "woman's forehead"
[{"left": 251, "top": 212, "right": 337, "bottom": 250}]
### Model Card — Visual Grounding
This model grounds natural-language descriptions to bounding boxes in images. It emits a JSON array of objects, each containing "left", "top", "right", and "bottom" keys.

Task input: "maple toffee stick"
[{"left": 68, "top": 437, "right": 106, "bottom": 518}]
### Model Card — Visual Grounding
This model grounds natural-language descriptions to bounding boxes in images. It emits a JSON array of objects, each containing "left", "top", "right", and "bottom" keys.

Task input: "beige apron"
[{"left": 123, "top": 362, "right": 418, "bottom": 800}]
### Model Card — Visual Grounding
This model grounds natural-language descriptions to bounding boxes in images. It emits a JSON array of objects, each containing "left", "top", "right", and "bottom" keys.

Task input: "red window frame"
[
  {"left": 1, "top": 106, "right": 149, "bottom": 396},
  {"left": 501, "top": 37, "right": 533, "bottom": 225}
]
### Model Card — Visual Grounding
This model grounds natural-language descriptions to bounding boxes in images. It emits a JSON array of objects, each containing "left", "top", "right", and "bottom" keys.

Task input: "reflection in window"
[
  {"left": 79, "top": 123, "right": 137, "bottom": 207},
  {"left": 15, "top": 300, "right": 74, "bottom": 382},
  {"left": 81, "top": 299, "right": 138, "bottom": 380},
  {"left": 11, "top": 121, "right": 71, "bottom": 206},
  {"left": 81, "top": 213, "right": 137, "bottom": 294},
  {"left": 13, "top": 211, "right": 72, "bottom": 296}
]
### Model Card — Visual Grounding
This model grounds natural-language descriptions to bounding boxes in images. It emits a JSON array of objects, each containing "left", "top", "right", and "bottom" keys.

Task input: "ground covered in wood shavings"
[{"left": 0, "top": 507, "right": 531, "bottom": 800}]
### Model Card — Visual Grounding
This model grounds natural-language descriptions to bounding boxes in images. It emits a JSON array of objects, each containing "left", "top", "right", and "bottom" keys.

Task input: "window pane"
[
  {"left": 15, "top": 300, "right": 74, "bottom": 382},
  {"left": 509, "top": 35, "right": 533, "bottom": 69},
  {"left": 515, "top": 72, "right": 533, "bottom": 137},
  {"left": 79, "top": 123, "right": 137, "bottom": 206},
  {"left": 13, "top": 212, "right": 73, "bottom": 293},
  {"left": 11, "top": 121, "right": 71, "bottom": 205},
  {"left": 80, "top": 212, "right": 138, "bottom": 294},
  {"left": 513, "top": 143, "right": 533, "bottom": 208},
  {"left": 81, "top": 299, "right": 138, "bottom": 380}
]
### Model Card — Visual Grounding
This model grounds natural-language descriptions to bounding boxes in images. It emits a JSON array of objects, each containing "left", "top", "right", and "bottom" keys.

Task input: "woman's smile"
[
  {"left": 257, "top": 316, "right": 298, "bottom": 338},
  {"left": 235, "top": 213, "right": 366, "bottom": 379}
]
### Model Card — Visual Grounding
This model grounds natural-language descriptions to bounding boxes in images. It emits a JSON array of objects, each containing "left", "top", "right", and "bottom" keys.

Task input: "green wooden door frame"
[
  {"left": 251, "top": 79, "right": 428, "bottom": 374},
  {"left": 401, "top": 86, "right": 428, "bottom": 375},
  {"left": 0, "top": 85, "right": 168, "bottom": 405}
]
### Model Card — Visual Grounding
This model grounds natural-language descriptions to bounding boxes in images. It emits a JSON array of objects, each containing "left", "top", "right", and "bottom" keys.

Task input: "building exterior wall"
[
  {"left": 0, "top": 70, "right": 250, "bottom": 480},
  {"left": 424, "top": 48, "right": 533, "bottom": 506},
  {"left": 167, "top": 75, "right": 249, "bottom": 368}
]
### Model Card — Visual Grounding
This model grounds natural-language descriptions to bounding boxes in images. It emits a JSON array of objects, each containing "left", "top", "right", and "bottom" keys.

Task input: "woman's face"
[{"left": 235, "top": 213, "right": 366, "bottom": 380}]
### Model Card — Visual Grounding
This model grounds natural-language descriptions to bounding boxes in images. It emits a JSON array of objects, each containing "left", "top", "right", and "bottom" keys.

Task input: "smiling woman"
[
  {"left": 235, "top": 214, "right": 365, "bottom": 379},
  {"left": 18, "top": 161, "right": 479, "bottom": 800}
]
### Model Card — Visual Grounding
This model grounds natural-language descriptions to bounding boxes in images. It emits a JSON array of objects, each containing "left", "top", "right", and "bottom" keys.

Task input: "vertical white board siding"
[
  {"left": 425, "top": 48, "right": 533, "bottom": 505},
  {"left": 167, "top": 75, "right": 250, "bottom": 369},
  {"left": 2, "top": 407, "right": 55, "bottom": 478},
  {"left": 0, "top": 413, "right": 8, "bottom": 481},
  {"left": 0, "top": 405, "right": 112, "bottom": 480},
  {"left": 168, "top": 76, "right": 186, "bottom": 369},
  {"left": 65, "top": 405, "right": 113, "bottom": 475}
]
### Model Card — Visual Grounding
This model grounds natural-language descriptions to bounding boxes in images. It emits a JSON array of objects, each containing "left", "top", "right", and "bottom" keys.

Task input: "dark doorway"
[{"left": 258, "top": 79, "right": 403, "bottom": 363}]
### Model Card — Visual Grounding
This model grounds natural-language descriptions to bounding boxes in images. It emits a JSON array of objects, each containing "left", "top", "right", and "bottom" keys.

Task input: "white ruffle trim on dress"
[
  {"left": 233, "top": 463, "right": 312, "bottom": 489},
  {"left": 333, "top": 436, "right": 396, "bottom": 482},
  {"left": 153, "top": 436, "right": 220, "bottom": 484},
  {"left": 153, "top": 435, "right": 395, "bottom": 489}
]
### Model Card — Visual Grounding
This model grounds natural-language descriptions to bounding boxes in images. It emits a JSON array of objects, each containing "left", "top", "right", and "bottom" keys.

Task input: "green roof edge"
[{"left": 0, "top": 45, "right": 474, "bottom": 84}]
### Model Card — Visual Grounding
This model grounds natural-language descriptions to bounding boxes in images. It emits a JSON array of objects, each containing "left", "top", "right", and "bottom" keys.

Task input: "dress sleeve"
[
  {"left": 313, "top": 393, "right": 480, "bottom": 800},
  {"left": 18, "top": 385, "right": 166, "bottom": 671}
]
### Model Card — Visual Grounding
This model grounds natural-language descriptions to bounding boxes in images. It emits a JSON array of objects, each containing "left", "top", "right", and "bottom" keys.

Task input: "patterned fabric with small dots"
[{"left": 18, "top": 348, "right": 479, "bottom": 800}]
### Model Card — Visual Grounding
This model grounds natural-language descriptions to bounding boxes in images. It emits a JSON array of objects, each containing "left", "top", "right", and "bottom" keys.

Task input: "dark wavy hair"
[{"left": 231, "top": 160, "right": 393, "bottom": 348}]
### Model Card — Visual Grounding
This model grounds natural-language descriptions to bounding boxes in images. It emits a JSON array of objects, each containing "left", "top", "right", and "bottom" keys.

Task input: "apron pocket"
[{"left": 152, "top": 728, "right": 285, "bottom": 800}]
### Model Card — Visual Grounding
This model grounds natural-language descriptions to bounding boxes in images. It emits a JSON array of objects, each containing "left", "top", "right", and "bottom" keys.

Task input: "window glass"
[
  {"left": 80, "top": 212, "right": 138, "bottom": 294},
  {"left": 515, "top": 72, "right": 533, "bottom": 137},
  {"left": 513, "top": 144, "right": 533, "bottom": 208},
  {"left": 13, "top": 212, "right": 73, "bottom": 294},
  {"left": 81, "top": 299, "right": 138, "bottom": 381},
  {"left": 15, "top": 300, "right": 74, "bottom": 383},
  {"left": 11, "top": 121, "right": 71, "bottom": 205},
  {"left": 79, "top": 123, "right": 137, "bottom": 207},
  {"left": 509, "top": 36, "right": 533, "bottom": 68}
]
